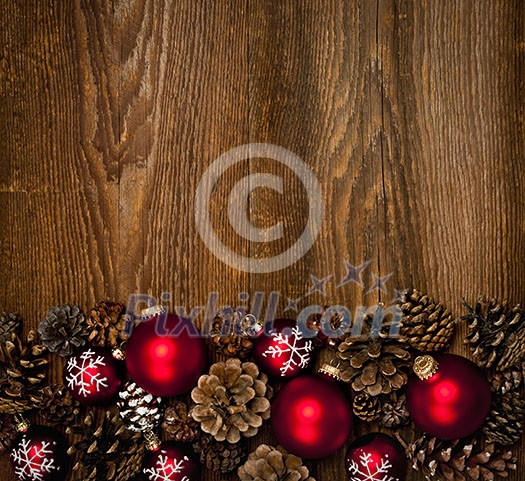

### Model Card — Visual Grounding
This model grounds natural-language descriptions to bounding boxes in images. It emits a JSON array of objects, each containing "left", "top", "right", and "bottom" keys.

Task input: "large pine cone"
[
  {"left": 162, "top": 401, "right": 201, "bottom": 443},
  {"left": 38, "top": 304, "right": 88, "bottom": 356},
  {"left": 193, "top": 433, "right": 246, "bottom": 473},
  {"left": 208, "top": 307, "right": 255, "bottom": 358},
  {"left": 0, "top": 331, "right": 47, "bottom": 414},
  {"left": 0, "top": 313, "right": 20, "bottom": 342},
  {"left": 32, "top": 384, "right": 80, "bottom": 426},
  {"left": 238, "top": 444, "right": 315, "bottom": 481},
  {"left": 0, "top": 414, "right": 16, "bottom": 452},
  {"left": 87, "top": 301, "right": 129, "bottom": 348},
  {"left": 463, "top": 298, "right": 525, "bottom": 371},
  {"left": 117, "top": 381, "right": 163, "bottom": 433},
  {"left": 191, "top": 358, "right": 272, "bottom": 443}
]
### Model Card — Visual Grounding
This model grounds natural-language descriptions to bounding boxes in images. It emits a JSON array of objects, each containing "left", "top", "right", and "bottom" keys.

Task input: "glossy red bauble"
[
  {"left": 64, "top": 347, "right": 121, "bottom": 405},
  {"left": 407, "top": 354, "right": 492, "bottom": 440},
  {"left": 346, "top": 433, "right": 406, "bottom": 481},
  {"left": 253, "top": 318, "right": 314, "bottom": 378},
  {"left": 10, "top": 426, "right": 69, "bottom": 481},
  {"left": 126, "top": 314, "right": 207, "bottom": 397},
  {"left": 142, "top": 442, "right": 200, "bottom": 481},
  {"left": 271, "top": 374, "right": 352, "bottom": 459}
]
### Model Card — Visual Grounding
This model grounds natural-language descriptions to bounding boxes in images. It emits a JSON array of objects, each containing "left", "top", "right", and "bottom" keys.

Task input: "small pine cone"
[
  {"left": 191, "top": 358, "right": 272, "bottom": 443},
  {"left": 398, "top": 288, "right": 456, "bottom": 352},
  {"left": 352, "top": 393, "right": 381, "bottom": 421},
  {"left": 38, "top": 304, "right": 88, "bottom": 356},
  {"left": 463, "top": 298, "right": 525, "bottom": 371},
  {"left": 87, "top": 301, "right": 129, "bottom": 348},
  {"left": 238, "top": 444, "right": 315, "bottom": 481},
  {"left": 0, "top": 414, "right": 16, "bottom": 452},
  {"left": 380, "top": 392, "right": 409, "bottom": 428},
  {"left": 162, "top": 401, "right": 201, "bottom": 443},
  {"left": 32, "top": 384, "right": 80, "bottom": 426},
  {"left": 117, "top": 381, "right": 163, "bottom": 433},
  {"left": 489, "top": 364, "right": 523, "bottom": 394},
  {"left": 308, "top": 306, "right": 345, "bottom": 350},
  {"left": 193, "top": 433, "right": 246, "bottom": 473},
  {"left": 208, "top": 307, "right": 255, "bottom": 358},
  {"left": 0, "top": 313, "right": 21, "bottom": 342},
  {"left": 0, "top": 331, "right": 48, "bottom": 414}
]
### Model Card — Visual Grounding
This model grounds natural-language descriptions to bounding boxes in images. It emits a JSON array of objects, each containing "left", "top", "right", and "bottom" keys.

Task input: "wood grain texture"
[{"left": 0, "top": 1, "right": 523, "bottom": 480}]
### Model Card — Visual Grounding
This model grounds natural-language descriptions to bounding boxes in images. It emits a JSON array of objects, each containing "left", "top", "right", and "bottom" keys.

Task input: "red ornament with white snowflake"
[
  {"left": 346, "top": 433, "right": 406, "bottom": 481},
  {"left": 142, "top": 442, "right": 200, "bottom": 481},
  {"left": 10, "top": 426, "right": 69, "bottom": 481},
  {"left": 64, "top": 347, "right": 121, "bottom": 405},
  {"left": 253, "top": 318, "right": 314, "bottom": 378}
]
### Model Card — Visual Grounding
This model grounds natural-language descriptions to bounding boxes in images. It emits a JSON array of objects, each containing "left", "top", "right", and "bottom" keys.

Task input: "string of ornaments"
[{"left": 0, "top": 289, "right": 521, "bottom": 481}]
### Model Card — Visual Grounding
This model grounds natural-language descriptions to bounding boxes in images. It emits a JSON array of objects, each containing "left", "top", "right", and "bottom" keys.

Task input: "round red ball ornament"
[
  {"left": 346, "top": 432, "right": 406, "bottom": 481},
  {"left": 253, "top": 318, "right": 314, "bottom": 378},
  {"left": 407, "top": 353, "right": 492, "bottom": 440},
  {"left": 142, "top": 442, "right": 200, "bottom": 481},
  {"left": 126, "top": 314, "right": 207, "bottom": 397},
  {"left": 271, "top": 374, "right": 352, "bottom": 459},
  {"left": 64, "top": 347, "right": 121, "bottom": 405},
  {"left": 10, "top": 426, "right": 69, "bottom": 481}
]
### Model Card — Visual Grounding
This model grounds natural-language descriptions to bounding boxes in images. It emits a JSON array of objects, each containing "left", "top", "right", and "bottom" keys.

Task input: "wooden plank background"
[{"left": 0, "top": 1, "right": 523, "bottom": 480}]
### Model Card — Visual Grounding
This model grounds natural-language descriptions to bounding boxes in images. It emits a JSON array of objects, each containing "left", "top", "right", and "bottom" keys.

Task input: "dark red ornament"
[
  {"left": 64, "top": 347, "right": 121, "bottom": 405},
  {"left": 346, "top": 433, "right": 406, "bottom": 481},
  {"left": 126, "top": 314, "right": 207, "bottom": 397},
  {"left": 253, "top": 318, "right": 314, "bottom": 378},
  {"left": 407, "top": 353, "right": 492, "bottom": 440},
  {"left": 10, "top": 426, "right": 69, "bottom": 481},
  {"left": 142, "top": 442, "right": 200, "bottom": 481},
  {"left": 271, "top": 374, "right": 352, "bottom": 459}
]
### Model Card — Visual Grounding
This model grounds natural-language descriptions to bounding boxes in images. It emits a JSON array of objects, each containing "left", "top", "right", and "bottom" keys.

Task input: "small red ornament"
[
  {"left": 142, "top": 442, "right": 200, "bottom": 481},
  {"left": 10, "top": 426, "right": 69, "bottom": 481},
  {"left": 64, "top": 347, "right": 121, "bottom": 405},
  {"left": 407, "top": 353, "right": 492, "bottom": 440},
  {"left": 346, "top": 432, "right": 406, "bottom": 481},
  {"left": 271, "top": 374, "right": 352, "bottom": 459},
  {"left": 126, "top": 314, "right": 207, "bottom": 397},
  {"left": 253, "top": 318, "right": 314, "bottom": 378}
]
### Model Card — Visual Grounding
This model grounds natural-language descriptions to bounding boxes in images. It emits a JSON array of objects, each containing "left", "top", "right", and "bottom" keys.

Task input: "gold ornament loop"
[
  {"left": 413, "top": 355, "right": 439, "bottom": 380},
  {"left": 14, "top": 413, "right": 30, "bottom": 433}
]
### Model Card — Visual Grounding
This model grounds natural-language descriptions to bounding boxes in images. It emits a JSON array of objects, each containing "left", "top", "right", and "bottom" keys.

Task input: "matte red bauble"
[
  {"left": 253, "top": 318, "right": 314, "bottom": 378},
  {"left": 126, "top": 314, "right": 207, "bottom": 397},
  {"left": 142, "top": 442, "right": 200, "bottom": 481},
  {"left": 64, "top": 347, "right": 121, "bottom": 405},
  {"left": 10, "top": 426, "right": 69, "bottom": 481},
  {"left": 346, "top": 432, "right": 406, "bottom": 481},
  {"left": 271, "top": 374, "right": 352, "bottom": 459},
  {"left": 407, "top": 353, "right": 492, "bottom": 440}
]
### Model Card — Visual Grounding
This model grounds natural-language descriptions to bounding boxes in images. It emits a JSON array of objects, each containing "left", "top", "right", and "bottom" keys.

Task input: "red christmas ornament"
[
  {"left": 253, "top": 318, "right": 314, "bottom": 378},
  {"left": 346, "top": 432, "right": 406, "bottom": 481},
  {"left": 271, "top": 374, "right": 352, "bottom": 459},
  {"left": 126, "top": 314, "right": 207, "bottom": 397},
  {"left": 142, "top": 442, "right": 200, "bottom": 481},
  {"left": 10, "top": 426, "right": 69, "bottom": 481},
  {"left": 407, "top": 353, "right": 492, "bottom": 440},
  {"left": 64, "top": 347, "right": 121, "bottom": 405}
]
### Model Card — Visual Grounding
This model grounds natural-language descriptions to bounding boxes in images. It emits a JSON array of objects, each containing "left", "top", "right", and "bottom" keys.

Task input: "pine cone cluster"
[
  {"left": 238, "top": 444, "right": 315, "bottom": 481},
  {"left": 398, "top": 288, "right": 456, "bottom": 352},
  {"left": 32, "top": 384, "right": 80, "bottom": 426},
  {"left": 193, "top": 433, "right": 246, "bottom": 473},
  {"left": 87, "top": 301, "right": 129, "bottom": 348},
  {"left": 0, "top": 414, "right": 16, "bottom": 452},
  {"left": 380, "top": 392, "right": 410, "bottom": 429},
  {"left": 463, "top": 298, "right": 525, "bottom": 371},
  {"left": 191, "top": 358, "right": 272, "bottom": 443},
  {"left": 0, "top": 312, "right": 20, "bottom": 342},
  {"left": 352, "top": 393, "right": 381, "bottom": 421},
  {"left": 0, "top": 331, "right": 47, "bottom": 414},
  {"left": 208, "top": 307, "right": 255, "bottom": 358},
  {"left": 117, "top": 381, "right": 163, "bottom": 433},
  {"left": 162, "top": 401, "right": 201, "bottom": 443}
]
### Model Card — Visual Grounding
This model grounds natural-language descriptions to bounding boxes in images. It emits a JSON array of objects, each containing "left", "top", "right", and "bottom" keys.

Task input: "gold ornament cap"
[
  {"left": 413, "top": 355, "right": 439, "bottom": 380},
  {"left": 318, "top": 359, "right": 344, "bottom": 381},
  {"left": 141, "top": 305, "right": 166, "bottom": 320},
  {"left": 14, "top": 414, "right": 30, "bottom": 433},
  {"left": 143, "top": 429, "right": 161, "bottom": 451},
  {"left": 112, "top": 345, "right": 126, "bottom": 360}
]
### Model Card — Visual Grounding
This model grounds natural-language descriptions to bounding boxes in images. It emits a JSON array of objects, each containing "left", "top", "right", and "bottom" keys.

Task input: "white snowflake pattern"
[
  {"left": 11, "top": 436, "right": 57, "bottom": 481},
  {"left": 66, "top": 349, "right": 108, "bottom": 397},
  {"left": 262, "top": 327, "right": 314, "bottom": 376},
  {"left": 143, "top": 451, "right": 190, "bottom": 481},
  {"left": 348, "top": 452, "right": 398, "bottom": 481}
]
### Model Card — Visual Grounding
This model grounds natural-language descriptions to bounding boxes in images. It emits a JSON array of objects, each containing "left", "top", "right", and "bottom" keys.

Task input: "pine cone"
[
  {"left": 0, "top": 414, "right": 16, "bottom": 452},
  {"left": 238, "top": 444, "right": 315, "bottom": 481},
  {"left": 308, "top": 306, "right": 345, "bottom": 350},
  {"left": 0, "top": 313, "right": 21, "bottom": 342},
  {"left": 87, "top": 301, "right": 129, "bottom": 348},
  {"left": 398, "top": 288, "right": 456, "bottom": 352},
  {"left": 68, "top": 411, "right": 144, "bottom": 481},
  {"left": 31, "top": 384, "right": 80, "bottom": 426},
  {"left": 352, "top": 392, "right": 381, "bottom": 421},
  {"left": 337, "top": 308, "right": 412, "bottom": 396},
  {"left": 0, "top": 331, "right": 47, "bottom": 414},
  {"left": 463, "top": 298, "right": 525, "bottom": 371},
  {"left": 193, "top": 433, "right": 246, "bottom": 473},
  {"left": 162, "top": 401, "right": 201, "bottom": 443},
  {"left": 409, "top": 435, "right": 517, "bottom": 481},
  {"left": 380, "top": 392, "right": 410, "bottom": 428},
  {"left": 117, "top": 381, "right": 163, "bottom": 433},
  {"left": 489, "top": 364, "right": 523, "bottom": 394},
  {"left": 208, "top": 307, "right": 255, "bottom": 358},
  {"left": 191, "top": 358, "right": 272, "bottom": 443},
  {"left": 38, "top": 304, "right": 88, "bottom": 356}
]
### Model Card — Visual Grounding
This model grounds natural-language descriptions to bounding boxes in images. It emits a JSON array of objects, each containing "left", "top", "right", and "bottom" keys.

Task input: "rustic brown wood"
[{"left": 0, "top": 1, "right": 523, "bottom": 480}]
